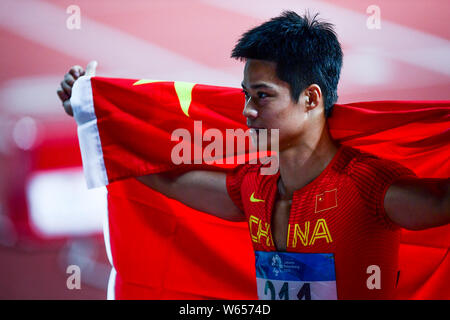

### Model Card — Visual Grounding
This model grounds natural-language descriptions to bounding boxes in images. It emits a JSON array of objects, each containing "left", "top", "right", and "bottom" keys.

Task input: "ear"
[{"left": 303, "top": 84, "right": 322, "bottom": 112}]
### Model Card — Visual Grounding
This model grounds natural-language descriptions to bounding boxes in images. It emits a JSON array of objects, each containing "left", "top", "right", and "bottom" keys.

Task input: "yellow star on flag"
[
  {"left": 132, "top": 79, "right": 195, "bottom": 117},
  {"left": 174, "top": 81, "right": 195, "bottom": 117}
]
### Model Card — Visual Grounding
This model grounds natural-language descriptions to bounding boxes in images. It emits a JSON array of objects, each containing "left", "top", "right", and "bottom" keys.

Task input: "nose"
[{"left": 242, "top": 96, "right": 258, "bottom": 119}]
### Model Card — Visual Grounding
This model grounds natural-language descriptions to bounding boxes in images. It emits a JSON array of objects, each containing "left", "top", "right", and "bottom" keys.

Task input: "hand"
[{"left": 57, "top": 60, "right": 97, "bottom": 116}]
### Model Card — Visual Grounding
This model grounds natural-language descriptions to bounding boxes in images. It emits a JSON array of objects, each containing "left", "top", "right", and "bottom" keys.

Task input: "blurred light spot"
[
  {"left": 344, "top": 49, "right": 391, "bottom": 86},
  {"left": 12, "top": 116, "right": 37, "bottom": 150},
  {"left": 26, "top": 168, "right": 106, "bottom": 237},
  {"left": 0, "top": 76, "right": 63, "bottom": 115}
]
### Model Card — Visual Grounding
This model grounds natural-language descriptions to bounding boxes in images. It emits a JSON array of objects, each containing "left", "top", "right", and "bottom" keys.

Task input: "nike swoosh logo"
[{"left": 250, "top": 192, "right": 265, "bottom": 203}]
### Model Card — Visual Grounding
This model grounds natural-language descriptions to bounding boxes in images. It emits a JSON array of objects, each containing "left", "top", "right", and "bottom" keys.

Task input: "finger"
[
  {"left": 57, "top": 88, "right": 69, "bottom": 102},
  {"left": 64, "top": 73, "right": 75, "bottom": 86},
  {"left": 85, "top": 60, "right": 98, "bottom": 77},
  {"left": 63, "top": 100, "right": 73, "bottom": 117},
  {"left": 70, "top": 67, "right": 86, "bottom": 78},
  {"left": 69, "top": 65, "right": 84, "bottom": 78},
  {"left": 60, "top": 80, "right": 72, "bottom": 96}
]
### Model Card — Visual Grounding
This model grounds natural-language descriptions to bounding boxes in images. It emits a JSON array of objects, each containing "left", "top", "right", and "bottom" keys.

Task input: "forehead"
[{"left": 242, "top": 59, "right": 285, "bottom": 88}]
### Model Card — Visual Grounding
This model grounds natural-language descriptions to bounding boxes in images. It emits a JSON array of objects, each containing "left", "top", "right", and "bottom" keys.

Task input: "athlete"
[{"left": 57, "top": 11, "right": 449, "bottom": 299}]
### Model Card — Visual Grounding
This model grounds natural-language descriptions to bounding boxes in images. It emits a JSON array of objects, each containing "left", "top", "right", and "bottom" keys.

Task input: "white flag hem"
[{"left": 71, "top": 76, "right": 109, "bottom": 189}]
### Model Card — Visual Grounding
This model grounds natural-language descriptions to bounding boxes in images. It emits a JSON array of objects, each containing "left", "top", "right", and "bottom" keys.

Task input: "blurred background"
[{"left": 0, "top": 0, "right": 449, "bottom": 299}]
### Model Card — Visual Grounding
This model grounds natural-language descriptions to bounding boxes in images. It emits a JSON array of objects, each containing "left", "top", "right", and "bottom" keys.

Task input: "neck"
[{"left": 277, "top": 123, "right": 339, "bottom": 199}]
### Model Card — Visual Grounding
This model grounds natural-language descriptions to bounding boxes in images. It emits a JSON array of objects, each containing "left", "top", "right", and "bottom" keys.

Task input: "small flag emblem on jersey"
[{"left": 315, "top": 189, "right": 337, "bottom": 213}]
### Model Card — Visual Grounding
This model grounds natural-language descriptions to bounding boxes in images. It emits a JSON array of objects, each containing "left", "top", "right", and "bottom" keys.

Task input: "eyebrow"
[{"left": 241, "top": 82, "right": 276, "bottom": 90}]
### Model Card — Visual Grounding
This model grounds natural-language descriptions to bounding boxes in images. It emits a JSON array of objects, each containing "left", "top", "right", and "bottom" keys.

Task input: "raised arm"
[
  {"left": 57, "top": 62, "right": 244, "bottom": 222},
  {"left": 137, "top": 171, "right": 245, "bottom": 221},
  {"left": 384, "top": 177, "right": 450, "bottom": 230}
]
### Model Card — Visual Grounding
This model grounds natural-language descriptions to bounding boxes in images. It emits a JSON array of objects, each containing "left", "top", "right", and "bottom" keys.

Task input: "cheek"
[
  {"left": 258, "top": 96, "right": 304, "bottom": 131},
  {"left": 263, "top": 98, "right": 292, "bottom": 120},
  {"left": 276, "top": 103, "right": 302, "bottom": 126},
  {"left": 278, "top": 108, "right": 306, "bottom": 138}
]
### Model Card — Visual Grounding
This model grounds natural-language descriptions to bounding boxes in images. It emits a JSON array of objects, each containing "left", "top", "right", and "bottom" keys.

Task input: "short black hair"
[{"left": 231, "top": 11, "right": 343, "bottom": 117}]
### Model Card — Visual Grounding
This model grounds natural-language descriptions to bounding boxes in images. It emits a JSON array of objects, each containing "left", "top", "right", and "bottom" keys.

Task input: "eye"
[
  {"left": 257, "top": 92, "right": 268, "bottom": 99},
  {"left": 242, "top": 89, "right": 250, "bottom": 99}
]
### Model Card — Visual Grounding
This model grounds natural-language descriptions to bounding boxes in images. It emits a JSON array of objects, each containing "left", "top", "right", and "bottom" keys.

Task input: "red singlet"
[{"left": 226, "top": 145, "right": 416, "bottom": 299}]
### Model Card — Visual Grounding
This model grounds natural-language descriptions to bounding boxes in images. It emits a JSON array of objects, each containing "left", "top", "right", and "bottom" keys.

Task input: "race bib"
[{"left": 255, "top": 251, "right": 337, "bottom": 300}]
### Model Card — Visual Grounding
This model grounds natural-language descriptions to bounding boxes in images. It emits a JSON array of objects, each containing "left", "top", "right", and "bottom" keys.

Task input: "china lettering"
[{"left": 249, "top": 215, "right": 333, "bottom": 248}]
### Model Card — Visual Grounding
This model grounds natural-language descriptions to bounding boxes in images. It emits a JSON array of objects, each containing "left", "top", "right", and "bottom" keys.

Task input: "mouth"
[{"left": 247, "top": 124, "right": 265, "bottom": 130}]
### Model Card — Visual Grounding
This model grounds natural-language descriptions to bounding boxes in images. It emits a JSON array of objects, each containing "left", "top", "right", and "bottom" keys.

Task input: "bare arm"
[
  {"left": 137, "top": 171, "right": 245, "bottom": 222},
  {"left": 385, "top": 177, "right": 450, "bottom": 230},
  {"left": 57, "top": 62, "right": 244, "bottom": 222}
]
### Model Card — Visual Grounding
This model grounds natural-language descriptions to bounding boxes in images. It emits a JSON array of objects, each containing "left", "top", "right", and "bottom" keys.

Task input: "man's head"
[{"left": 231, "top": 11, "right": 343, "bottom": 119}]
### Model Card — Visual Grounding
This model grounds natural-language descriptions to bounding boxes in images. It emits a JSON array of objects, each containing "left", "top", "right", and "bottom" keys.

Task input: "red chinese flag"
[
  {"left": 315, "top": 189, "right": 338, "bottom": 213},
  {"left": 71, "top": 76, "right": 449, "bottom": 299}
]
